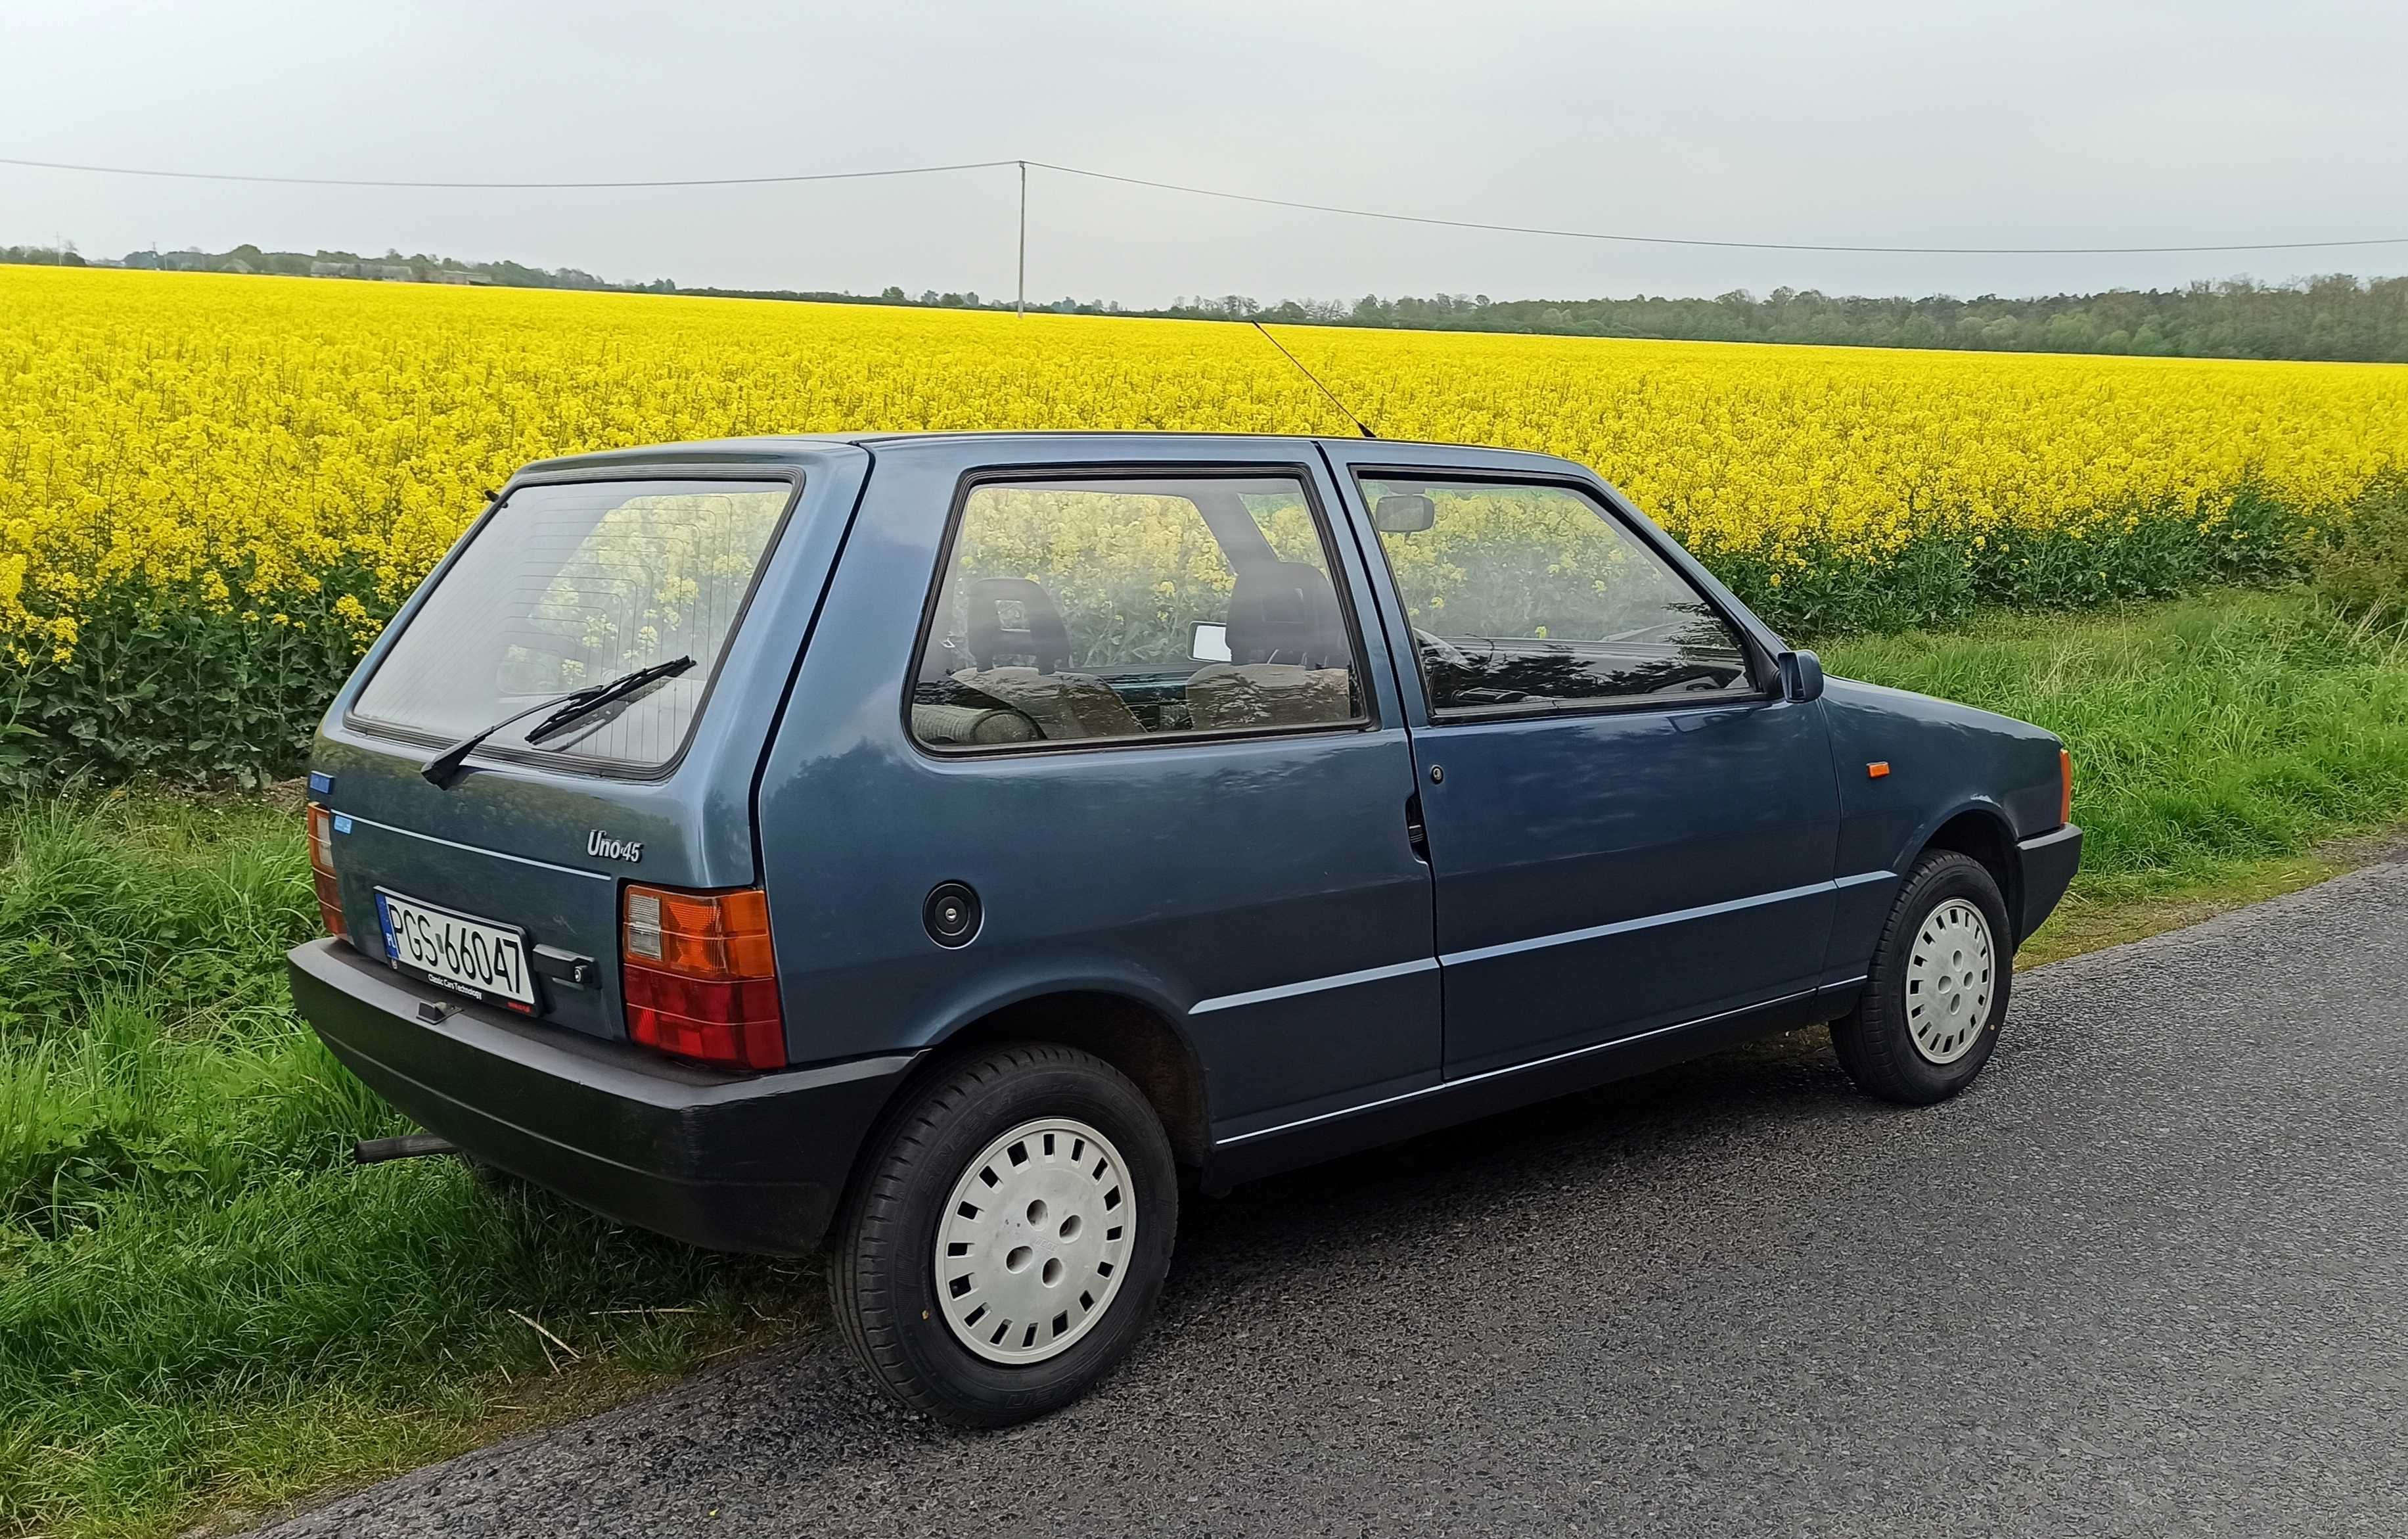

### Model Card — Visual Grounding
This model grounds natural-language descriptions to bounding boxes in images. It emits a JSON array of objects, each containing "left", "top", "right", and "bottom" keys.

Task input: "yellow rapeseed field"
[{"left": 3, "top": 262, "right": 2403, "bottom": 775}]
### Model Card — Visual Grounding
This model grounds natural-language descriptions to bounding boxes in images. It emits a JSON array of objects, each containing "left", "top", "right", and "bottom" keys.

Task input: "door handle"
[{"left": 1404, "top": 791, "right": 1430, "bottom": 861}]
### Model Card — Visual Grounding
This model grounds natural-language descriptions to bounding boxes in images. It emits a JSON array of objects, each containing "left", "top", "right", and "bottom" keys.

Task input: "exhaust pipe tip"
[{"left": 353, "top": 1133, "right": 460, "bottom": 1164}]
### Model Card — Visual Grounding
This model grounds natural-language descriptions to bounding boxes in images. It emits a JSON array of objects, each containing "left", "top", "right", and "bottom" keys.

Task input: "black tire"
[
  {"left": 1829, "top": 850, "right": 2014, "bottom": 1106},
  {"left": 829, "top": 1042, "right": 1179, "bottom": 1427}
]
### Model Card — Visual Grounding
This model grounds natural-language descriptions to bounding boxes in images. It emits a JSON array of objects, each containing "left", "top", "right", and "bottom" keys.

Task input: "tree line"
[
  {"left": 9, "top": 240, "right": 2404, "bottom": 362},
  {"left": 0, "top": 242, "right": 673, "bottom": 293},
  {"left": 1150, "top": 277, "right": 2408, "bottom": 363}
]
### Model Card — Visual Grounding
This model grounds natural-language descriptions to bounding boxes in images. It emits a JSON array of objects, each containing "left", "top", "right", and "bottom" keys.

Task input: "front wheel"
[
  {"left": 1829, "top": 850, "right": 2013, "bottom": 1105},
  {"left": 829, "top": 1043, "right": 1179, "bottom": 1427}
]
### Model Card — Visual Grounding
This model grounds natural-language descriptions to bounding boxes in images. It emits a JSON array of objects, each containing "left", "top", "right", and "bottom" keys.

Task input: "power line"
[
  {"left": 7, "top": 150, "right": 2406, "bottom": 256},
  {"left": 0, "top": 154, "right": 1018, "bottom": 190},
  {"left": 1026, "top": 162, "right": 2408, "bottom": 256}
]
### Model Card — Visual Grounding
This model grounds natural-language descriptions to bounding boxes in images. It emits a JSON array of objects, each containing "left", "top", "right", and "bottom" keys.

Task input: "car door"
[{"left": 1323, "top": 444, "right": 1841, "bottom": 1078}]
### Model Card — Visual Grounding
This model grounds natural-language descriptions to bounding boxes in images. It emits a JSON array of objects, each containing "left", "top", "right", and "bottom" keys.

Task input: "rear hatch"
[{"left": 309, "top": 450, "right": 867, "bottom": 1044}]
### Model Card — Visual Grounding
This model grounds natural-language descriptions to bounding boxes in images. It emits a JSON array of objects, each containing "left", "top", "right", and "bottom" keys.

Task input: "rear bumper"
[
  {"left": 289, "top": 938, "right": 914, "bottom": 1255},
  {"left": 2015, "top": 822, "right": 2083, "bottom": 944}
]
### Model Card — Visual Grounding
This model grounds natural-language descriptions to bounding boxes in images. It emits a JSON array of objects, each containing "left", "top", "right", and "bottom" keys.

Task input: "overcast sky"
[{"left": 4, "top": 0, "right": 2402, "bottom": 304}]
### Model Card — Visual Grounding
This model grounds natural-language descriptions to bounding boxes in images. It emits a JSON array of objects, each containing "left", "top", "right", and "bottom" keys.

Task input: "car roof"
[{"left": 518, "top": 431, "right": 1585, "bottom": 474}]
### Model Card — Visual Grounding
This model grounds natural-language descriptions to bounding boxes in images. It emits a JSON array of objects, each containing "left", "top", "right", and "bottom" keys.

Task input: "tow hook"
[{"left": 353, "top": 1133, "right": 460, "bottom": 1164}]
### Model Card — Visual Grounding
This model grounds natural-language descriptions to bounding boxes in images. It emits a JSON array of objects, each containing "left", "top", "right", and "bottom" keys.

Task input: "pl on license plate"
[{"left": 375, "top": 890, "right": 535, "bottom": 1007}]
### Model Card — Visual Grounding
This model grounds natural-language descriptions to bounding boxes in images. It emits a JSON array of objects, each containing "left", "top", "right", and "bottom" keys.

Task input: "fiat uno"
[{"left": 288, "top": 432, "right": 2080, "bottom": 1425}]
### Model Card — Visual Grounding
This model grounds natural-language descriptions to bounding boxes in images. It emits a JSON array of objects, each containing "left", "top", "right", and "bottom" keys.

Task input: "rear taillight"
[
  {"left": 621, "top": 883, "right": 785, "bottom": 1070},
  {"left": 2058, "top": 748, "right": 2075, "bottom": 829},
  {"left": 306, "top": 803, "right": 346, "bottom": 938}
]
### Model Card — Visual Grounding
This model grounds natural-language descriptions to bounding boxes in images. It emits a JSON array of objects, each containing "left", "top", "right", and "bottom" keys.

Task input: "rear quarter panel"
[{"left": 750, "top": 438, "right": 1440, "bottom": 1135}]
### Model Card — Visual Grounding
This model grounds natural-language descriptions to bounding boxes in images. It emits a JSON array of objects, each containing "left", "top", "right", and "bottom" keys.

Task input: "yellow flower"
[{"left": 0, "top": 264, "right": 2399, "bottom": 676}]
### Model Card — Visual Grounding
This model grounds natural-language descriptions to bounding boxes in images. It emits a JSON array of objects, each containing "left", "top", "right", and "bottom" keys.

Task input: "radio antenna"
[{"left": 1250, "top": 321, "right": 1378, "bottom": 438}]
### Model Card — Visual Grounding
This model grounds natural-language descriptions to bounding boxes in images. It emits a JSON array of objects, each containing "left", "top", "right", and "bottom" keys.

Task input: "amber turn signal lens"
[
  {"left": 624, "top": 885, "right": 774, "bottom": 979},
  {"left": 2058, "top": 748, "right": 2075, "bottom": 829},
  {"left": 305, "top": 803, "right": 345, "bottom": 938}
]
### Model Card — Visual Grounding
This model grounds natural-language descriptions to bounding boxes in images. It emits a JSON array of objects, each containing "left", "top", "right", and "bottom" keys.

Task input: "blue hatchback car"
[{"left": 289, "top": 432, "right": 2079, "bottom": 1424}]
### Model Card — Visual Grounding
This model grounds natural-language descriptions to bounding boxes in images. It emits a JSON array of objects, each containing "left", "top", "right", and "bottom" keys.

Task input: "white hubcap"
[
  {"left": 935, "top": 1118, "right": 1135, "bottom": 1364},
  {"left": 1906, "top": 897, "right": 1995, "bottom": 1065}
]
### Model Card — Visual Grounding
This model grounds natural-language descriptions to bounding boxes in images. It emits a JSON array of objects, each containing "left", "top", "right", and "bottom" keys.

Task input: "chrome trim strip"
[
  {"left": 1214, "top": 984, "right": 1819, "bottom": 1148},
  {"left": 1189, "top": 957, "right": 1439, "bottom": 1016},
  {"left": 1189, "top": 875, "right": 1891, "bottom": 1019},
  {"left": 334, "top": 813, "right": 616, "bottom": 883},
  {"left": 1440, "top": 876, "right": 1884, "bottom": 969}
]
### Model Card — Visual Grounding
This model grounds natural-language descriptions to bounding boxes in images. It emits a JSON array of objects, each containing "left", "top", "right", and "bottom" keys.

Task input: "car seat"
[
  {"left": 948, "top": 577, "right": 1143, "bottom": 741},
  {"left": 1185, "top": 561, "right": 1355, "bottom": 731}
]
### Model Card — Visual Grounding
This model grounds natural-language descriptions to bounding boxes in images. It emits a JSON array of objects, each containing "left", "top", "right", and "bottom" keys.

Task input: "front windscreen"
[{"left": 352, "top": 478, "right": 794, "bottom": 768}]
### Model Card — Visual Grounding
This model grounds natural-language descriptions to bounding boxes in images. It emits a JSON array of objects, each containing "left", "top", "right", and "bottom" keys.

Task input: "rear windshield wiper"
[{"left": 419, "top": 655, "right": 696, "bottom": 788}]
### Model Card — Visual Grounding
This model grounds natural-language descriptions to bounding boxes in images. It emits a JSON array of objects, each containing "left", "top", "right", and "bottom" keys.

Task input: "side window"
[
  {"left": 911, "top": 473, "right": 1366, "bottom": 748},
  {"left": 1359, "top": 476, "right": 1758, "bottom": 717}
]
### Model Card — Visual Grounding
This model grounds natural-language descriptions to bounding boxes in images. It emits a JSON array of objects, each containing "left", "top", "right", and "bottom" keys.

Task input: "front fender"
[
  {"left": 1819, "top": 677, "right": 2065, "bottom": 975},
  {"left": 1890, "top": 794, "right": 2020, "bottom": 887}
]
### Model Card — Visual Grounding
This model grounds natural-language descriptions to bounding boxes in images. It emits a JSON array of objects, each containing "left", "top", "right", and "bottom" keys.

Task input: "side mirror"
[
  {"left": 1777, "top": 649, "right": 1824, "bottom": 703},
  {"left": 1190, "top": 620, "right": 1232, "bottom": 663},
  {"left": 1372, "top": 494, "right": 1436, "bottom": 534}
]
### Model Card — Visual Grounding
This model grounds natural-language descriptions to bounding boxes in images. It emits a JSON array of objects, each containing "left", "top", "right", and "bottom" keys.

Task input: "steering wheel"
[{"left": 1413, "top": 628, "right": 1475, "bottom": 669}]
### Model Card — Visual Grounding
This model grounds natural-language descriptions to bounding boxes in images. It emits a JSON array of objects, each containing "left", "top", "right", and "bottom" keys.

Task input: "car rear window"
[{"left": 352, "top": 478, "right": 794, "bottom": 769}]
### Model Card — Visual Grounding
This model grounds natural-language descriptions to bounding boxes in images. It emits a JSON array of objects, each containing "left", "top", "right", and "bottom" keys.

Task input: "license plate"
[{"left": 375, "top": 890, "right": 535, "bottom": 1007}]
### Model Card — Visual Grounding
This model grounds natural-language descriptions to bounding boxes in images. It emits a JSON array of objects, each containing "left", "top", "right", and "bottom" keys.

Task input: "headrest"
[
  {"left": 1226, "top": 561, "right": 1349, "bottom": 670},
  {"left": 962, "top": 577, "right": 1072, "bottom": 672}
]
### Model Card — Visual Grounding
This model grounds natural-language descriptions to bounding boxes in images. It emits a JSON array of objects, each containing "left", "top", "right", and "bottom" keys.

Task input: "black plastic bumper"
[
  {"left": 2015, "top": 823, "right": 2083, "bottom": 944},
  {"left": 289, "top": 938, "right": 915, "bottom": 1255}
]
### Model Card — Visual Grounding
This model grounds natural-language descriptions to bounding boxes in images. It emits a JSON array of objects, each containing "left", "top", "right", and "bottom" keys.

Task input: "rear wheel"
[
  {"left": 1830, "top": 850, "right": 2013, "bottom": 1105},
  {"left": 830, "top": 1043, "right": 1178, "bottom": 1426}
]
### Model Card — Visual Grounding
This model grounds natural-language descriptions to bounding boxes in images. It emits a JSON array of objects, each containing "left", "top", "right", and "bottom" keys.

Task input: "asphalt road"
[{"left": 264, "top": 863, "right": 2408, "bottom": 1538}]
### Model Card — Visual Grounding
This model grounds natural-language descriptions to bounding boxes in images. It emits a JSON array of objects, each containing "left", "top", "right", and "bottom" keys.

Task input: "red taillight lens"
[
  {"left": 306, "top": 803, "right": 346, "bottom": 938},
  {"left": 622, "top": 883, "right": 784, "bottom": 1070},
  {"left": 2058, "top": 748, "right": 2075, "bottom": 829}
]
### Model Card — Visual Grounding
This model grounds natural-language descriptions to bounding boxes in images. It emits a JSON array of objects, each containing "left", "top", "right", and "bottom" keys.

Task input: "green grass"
[
  {"left": 3, "top": 585, "right": 2405, "bottom": 1537},
  {"left": 1821, "top": 586, "right": 2408, "bottom": 907},
  {"left": 0, "top": 798, "right": 811, "bottom": 1537}
]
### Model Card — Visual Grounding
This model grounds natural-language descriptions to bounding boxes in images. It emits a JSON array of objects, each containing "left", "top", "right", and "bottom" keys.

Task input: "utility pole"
[{"left": 1016, "top": 160, "right": 1027, "bottom": 318}]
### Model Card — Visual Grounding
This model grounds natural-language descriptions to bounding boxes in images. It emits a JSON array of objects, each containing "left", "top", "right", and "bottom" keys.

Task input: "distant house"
[
  {"left": 428, "top": 269, "right": 476, "bottom": 285},
  {"left": 220, "top": 259, "right": 254, "bottom": 275},
  {"left": 309, "top": 260, "right": 361, "bottom": 279},
  {"left": 370, "top": 263, "right": 415, "bottom": 282}
]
